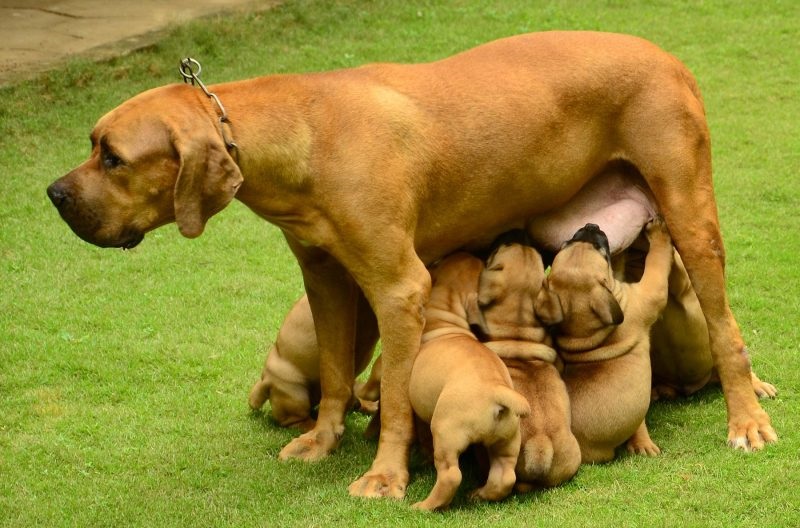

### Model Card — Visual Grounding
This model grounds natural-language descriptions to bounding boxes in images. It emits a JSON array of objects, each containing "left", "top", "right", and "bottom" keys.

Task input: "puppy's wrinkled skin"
[
  {"left": 616, "top": 246, "right": 777, "bottom": 401},
  {"left": 410, "top": 253, "right": 529, "bottom": 511},
  {"left": 477, "top": 236, "right": 580, "bottom": 490},
  {"left": 48, "top": 31, "right": 775, "bottom": 497},
  {"left": 536, "top": 220, "right": 672, "bottom": 462},
  {"left": 248, "top": 295, "right": 380, "bottom": 441}
]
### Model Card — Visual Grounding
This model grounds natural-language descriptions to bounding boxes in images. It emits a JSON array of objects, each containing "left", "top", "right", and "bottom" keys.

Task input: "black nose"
[
  {"left": 47, "top": 181, "right": 69, "bottom": 208},
  {"left": 567, "top": 223, "right": 610, "bottom": 256}
]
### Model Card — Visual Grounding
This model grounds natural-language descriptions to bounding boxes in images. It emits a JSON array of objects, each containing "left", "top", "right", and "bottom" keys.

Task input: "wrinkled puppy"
[
  {"left": 248, "top": 294, "right": 380, "bottom": 436},
  {"left": 617, "top": 247, "right": 777, "bottom": 400},
  {"left": 410, "top": 252, "right": 530, "bottom": 511},
  {"left": 476, "top": 232, "right": 580, "bottom": 490},
  {"left": 535, "top": 220, "right": 672, "bottom": 463}
]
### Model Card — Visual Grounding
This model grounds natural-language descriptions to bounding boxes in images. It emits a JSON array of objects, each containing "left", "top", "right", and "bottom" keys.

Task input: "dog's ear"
[
  {"left": 173, "top": 130, "right": 243, "bottom": 238},
  {"left": 534, "top": 279, "right": 563, "bottom": 326},
  {"left": 465, "top": 291, "right": 490, "bottom": 339},
  {"left": 591, "top": 284, "right": 624, "bottom": 326}
]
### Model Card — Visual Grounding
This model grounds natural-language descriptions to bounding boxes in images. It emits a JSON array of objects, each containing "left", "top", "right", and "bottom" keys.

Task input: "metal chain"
[{"left": 179, "top": 57, "right": 238, "bottom": 151}]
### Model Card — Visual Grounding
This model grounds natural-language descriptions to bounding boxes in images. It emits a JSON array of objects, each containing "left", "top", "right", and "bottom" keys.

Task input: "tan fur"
[
  {"left": 536, "top": 219, "right": 672, "bottom": 462},
  {"left": 247, "top": 295, "right": 381, "bottom": 439},
  {"left": 48, "top": 31, "right": 776, "bottom": 498},
  {"left": 477, "top": 241, "right": 580, "bottom": 490},
  {"left": 409, "top": 253, "right": 529, "bottom": 511}
]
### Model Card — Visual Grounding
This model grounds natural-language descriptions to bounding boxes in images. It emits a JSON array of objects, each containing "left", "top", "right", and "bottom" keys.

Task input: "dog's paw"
[
  {"left": 727, "top": 409, "right": 778, "bottom": 451},
  {"left": 348, "top": 469, "right": 408, "bottom": 499},
  {"left": 277, "top": 428, "right": 341, "bottom": 462}
]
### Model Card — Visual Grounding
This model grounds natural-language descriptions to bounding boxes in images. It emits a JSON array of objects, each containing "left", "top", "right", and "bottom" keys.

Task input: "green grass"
[{"left": 2, "top": 0, "right": 799, "bottom": 526}]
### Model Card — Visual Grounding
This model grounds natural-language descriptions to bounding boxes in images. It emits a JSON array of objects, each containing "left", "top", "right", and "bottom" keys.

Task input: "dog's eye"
[
  {"left": 102, "top": 150, "right": 123, "bottom": 170},
  {"left": 488, "top": 264, "right": 504, "bottom": 272}
]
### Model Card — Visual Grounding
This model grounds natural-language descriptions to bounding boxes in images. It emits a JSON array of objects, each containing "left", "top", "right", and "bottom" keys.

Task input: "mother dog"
[{"left": 47, "top": 31, "right": 775, "bottom": 498}]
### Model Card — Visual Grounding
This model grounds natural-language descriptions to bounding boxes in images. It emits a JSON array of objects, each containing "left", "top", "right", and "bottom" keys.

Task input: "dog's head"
[
  {"left": 46, "top": 84, "right": 242, "bottom": 249},
  {"left": 534, "top": 223, "right": 623, "bottom": 340}
]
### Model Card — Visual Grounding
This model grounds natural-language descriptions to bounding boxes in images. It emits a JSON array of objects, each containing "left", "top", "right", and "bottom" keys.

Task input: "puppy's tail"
[
  {"left": 248, "top": 344, "right": 276, "bottom": 410},
  {"left": 520, "top": 435, "right": 555, "bottom": 483},
  {"left": 519, "top": 432, "right": 581, "bottom": 488},
  {"left": 492, "top": 386, "right": 531, "bottom": 419}
]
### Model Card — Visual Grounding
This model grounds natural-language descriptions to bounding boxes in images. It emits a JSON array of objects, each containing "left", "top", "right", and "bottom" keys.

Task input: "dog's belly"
[{"left": 526, "top": 166, "right": 657, "bottom": 255}]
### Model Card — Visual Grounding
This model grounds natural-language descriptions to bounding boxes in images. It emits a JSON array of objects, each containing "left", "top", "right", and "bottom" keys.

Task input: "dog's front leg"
[
  {"left": 347, "top": 247, "right": 431, "bottom": 499},
  {"left": 278, "top": 240, "right": 358, "bottom": 462}
]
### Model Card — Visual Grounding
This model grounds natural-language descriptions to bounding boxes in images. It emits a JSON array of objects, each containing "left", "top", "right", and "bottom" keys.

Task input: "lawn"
[{"left": 1, "top": 1, "right": 799, "bottom": 526}]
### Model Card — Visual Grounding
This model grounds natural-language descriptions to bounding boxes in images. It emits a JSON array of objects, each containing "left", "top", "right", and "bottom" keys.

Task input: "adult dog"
[{"left": 47, "top": 31, "right": 775, "bottom": 498}]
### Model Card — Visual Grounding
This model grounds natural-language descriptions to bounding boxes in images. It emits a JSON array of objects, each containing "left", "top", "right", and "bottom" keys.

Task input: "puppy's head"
[
  {"left": 478, "top": 233, "right": 546, "bottom": 309},
  {"left": 534, "top": 224, "right": 623, "bottom": 340},
  {"left": 426, "top": 252, "right": 485, "bottom": 329},
  {"left": 46, "top": 84, "right": 242, "bottom": 248}
]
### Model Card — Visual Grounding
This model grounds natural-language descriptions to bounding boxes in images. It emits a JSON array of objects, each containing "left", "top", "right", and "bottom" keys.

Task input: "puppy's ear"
[
  {"left": 476, "top": 269, "right": 498, "bottom": 307},
  {"left": 173, "top": 130, "right": 243, "bottom": 238},
  {"left": 465, "top": 291, "right": 489, "bottom": 339},
  {"left": 534, "top": 279, "right": 563, "bottom": 326},
  {"left": 591, "top": 284, "right": 624, "bottom": 326}
]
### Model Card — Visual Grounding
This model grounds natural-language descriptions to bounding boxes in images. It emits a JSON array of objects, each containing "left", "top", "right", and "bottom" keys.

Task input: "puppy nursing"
[
  {"left": 409, "top": 252, "right": 529, "bottom": 511},
  {"left": 536, "top": 220, "right": 673, "bottom": 462},
  {"left": 251, "top": 219, "right": 774, "bottom": 503},
  {"left": 476, "top": 233, "right": 581, "bottom": 490}
]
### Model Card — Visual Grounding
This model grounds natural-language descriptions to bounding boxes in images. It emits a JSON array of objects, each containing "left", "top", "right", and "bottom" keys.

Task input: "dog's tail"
[{"left": 492, "top": 386, "right": 531, "bottom": 419}]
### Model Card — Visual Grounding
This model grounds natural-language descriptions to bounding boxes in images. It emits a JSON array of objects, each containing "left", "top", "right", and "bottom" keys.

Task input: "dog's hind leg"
[{"left": 624, "top": 80, "right": 776, "bottom": 450}]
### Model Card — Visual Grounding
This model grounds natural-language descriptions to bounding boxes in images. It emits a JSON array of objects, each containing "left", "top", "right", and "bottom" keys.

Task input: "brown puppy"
[
  {"left": 476, "top": 234, "right": 580, "bottom": 490},
  {"left": 247, "top": 295, "right": 380, "bottom": 440},
  {"left": 617, "top": 247, "right": 777, "bottom": 400},
  {"left": 47, "top": 32, "right": 775, "bottom": 497},
  {"left": 410, "top": 252, "right": 529, "bottom": 511},
  {"left": 535, "top": 220, "right": 672, "bottom": 463}
]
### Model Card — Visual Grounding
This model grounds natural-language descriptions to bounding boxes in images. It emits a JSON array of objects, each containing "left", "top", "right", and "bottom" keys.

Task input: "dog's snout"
[{"left": 47, "top": 181, "right": 70, "bottom": 208}]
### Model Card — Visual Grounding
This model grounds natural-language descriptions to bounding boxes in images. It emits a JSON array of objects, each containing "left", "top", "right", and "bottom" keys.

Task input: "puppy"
[
  {"left": 248, "top": 294, "right": 380, "bottom": 433},
  {"left": 535, "top": 219, "right": 672, "bottom": 463},
  {"left": 409, "top": 252, "right": 529, "bottom": 511},
  {"left": 476, "top": 233, "right": 581, "bottom": 490},
  {"left": 616, "top": 246, "right": 777, "bottom": 400}
]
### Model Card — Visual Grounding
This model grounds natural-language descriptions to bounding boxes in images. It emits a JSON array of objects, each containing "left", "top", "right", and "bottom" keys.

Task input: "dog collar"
[{"left": 179, "top": 58, "right": 239, "bottom": 161}]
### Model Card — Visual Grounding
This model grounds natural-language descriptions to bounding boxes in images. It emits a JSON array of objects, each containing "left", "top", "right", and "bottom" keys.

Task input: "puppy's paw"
[
  {"left": 626, "top": 438, "right": 661, "bottom": 457},
  {"left": 468, "top": 486, "right": 508, "bottom": 502},
  {"left": 278, "top": 428, "right": 341, "bottom": 462},
  {"left": 411, "top": 499, "right": 444, "bottom": 512},
  {"left": 751, "top": 372, "right": 778, "bottom": 399},
  {"left": 645, "top": 216, "right": 670, "bottom": 244}
]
